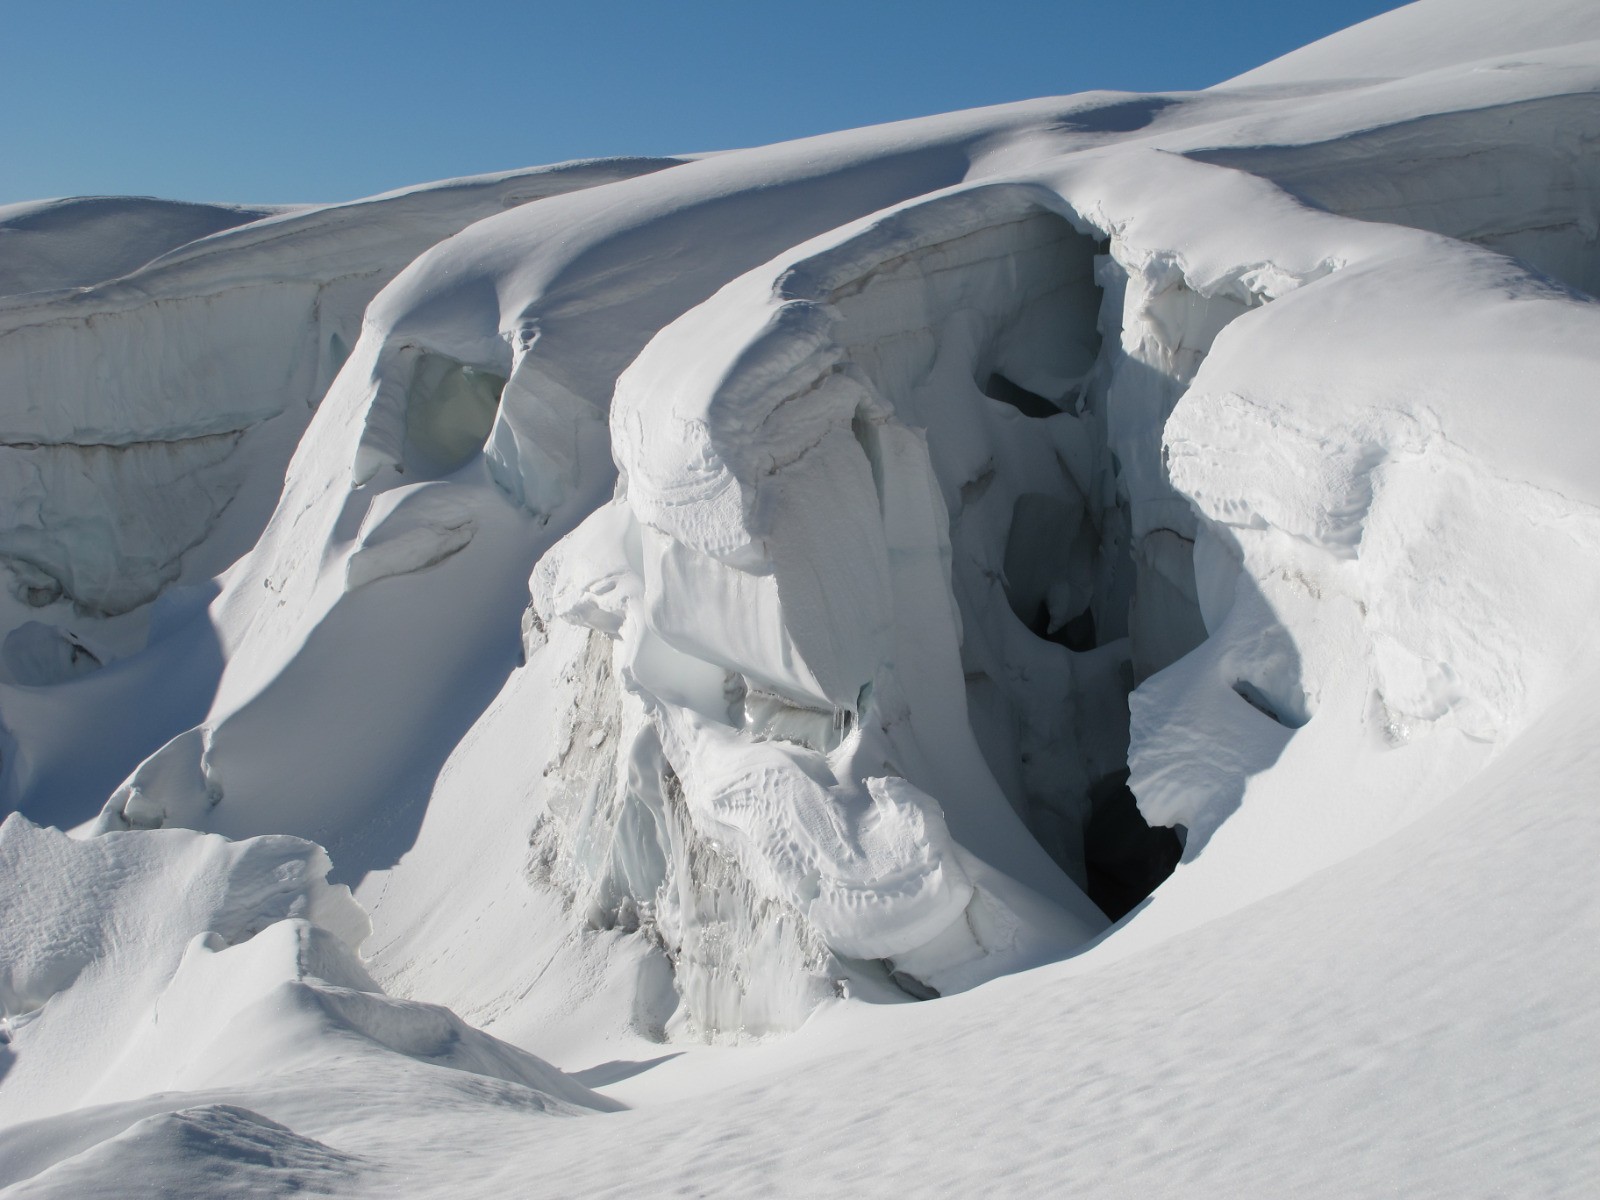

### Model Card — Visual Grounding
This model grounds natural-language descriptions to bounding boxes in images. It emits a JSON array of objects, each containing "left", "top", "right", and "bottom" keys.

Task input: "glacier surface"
[{"left": 3, "top": 0, "right": 1600, "bottom": 1194}]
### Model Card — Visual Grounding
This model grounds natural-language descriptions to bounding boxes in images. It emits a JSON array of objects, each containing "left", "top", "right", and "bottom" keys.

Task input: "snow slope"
[
  {"left": 3, "top": 0, "right": 1599, "bottom": 1194},
  {"left": 0, "top": 197, "right": 288, "bottom": 299}
]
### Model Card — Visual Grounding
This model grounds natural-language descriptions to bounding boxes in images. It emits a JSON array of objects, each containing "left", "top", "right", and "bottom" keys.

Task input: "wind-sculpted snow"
[
  {"left": 5, "top": 1105, "right": 367, "bottom": 1200},
  {"left": 0, "top": 815, "right": 613, "bottom": 1190},
  {"left": 6, "top": 1, "right": 1600, "bottom": 1193},
  {"left": 0, "top": 814, "right": 367, "bottom": 1121},
  {"left": 1191, "top": 92, "right": 1600, "bottom": 295},
  {"left": 1128, "top": 240, "right": 1600, "bottom": 905}
]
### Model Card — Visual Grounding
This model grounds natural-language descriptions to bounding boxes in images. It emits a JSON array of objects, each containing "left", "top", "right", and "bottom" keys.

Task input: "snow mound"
[
  {"left": 5, "top": 1105, "right": 365, "bottom": 1200},
  {"left": 0, "top": 814, "right": 366, "bottom": 1121},
  {"left": 0, "top": 816, "right": 613, "bottom": 1192},
  {"left": 0, "top": 196, "right": 282, "bottom": 298}
]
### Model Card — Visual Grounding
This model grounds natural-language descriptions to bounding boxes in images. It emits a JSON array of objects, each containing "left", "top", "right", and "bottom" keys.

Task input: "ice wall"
[
  {"left": 78, "top": 114, "right": 1139, "bottom": 1037},
  {"left": 0, "top": 159, "right": 681, "bottom": 826},
  {"left": 529, "top": 186, "right": 1146, "bottom": 1023},
  {"left": 0, "top": 159, "right": 676, "bottom": 620},
  {"left": 516, "top": 172, "right": 1313, "bottom": 1023}
]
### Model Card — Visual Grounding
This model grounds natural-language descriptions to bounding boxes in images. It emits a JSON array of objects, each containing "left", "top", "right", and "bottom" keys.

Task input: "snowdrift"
[{"left": 4, "top": 0, "right": 1600, "bottom": 1194}]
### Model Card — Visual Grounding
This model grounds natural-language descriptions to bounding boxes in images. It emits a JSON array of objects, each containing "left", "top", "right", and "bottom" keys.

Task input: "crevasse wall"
[
  {"left": 0, "top": 160, "right": 675, "bottom": 620},
  {"left": 523, "top": 180, "right": 1297, "bottom": 1029}
]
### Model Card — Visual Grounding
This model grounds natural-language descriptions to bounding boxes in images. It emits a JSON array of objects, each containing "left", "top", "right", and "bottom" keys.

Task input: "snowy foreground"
[{"left": 4, "top": 1, "right": 1600, "bottom": 1194}]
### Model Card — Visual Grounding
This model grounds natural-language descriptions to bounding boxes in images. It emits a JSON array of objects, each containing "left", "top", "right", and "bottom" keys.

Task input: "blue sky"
[{"left": 2, "top": 1, "right": 1403, "bottom": 205}]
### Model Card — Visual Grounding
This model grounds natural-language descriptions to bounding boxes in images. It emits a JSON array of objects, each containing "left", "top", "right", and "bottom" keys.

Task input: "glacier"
[{"left": 3, "top": 0, "right": 1600, "bottom": 1194}]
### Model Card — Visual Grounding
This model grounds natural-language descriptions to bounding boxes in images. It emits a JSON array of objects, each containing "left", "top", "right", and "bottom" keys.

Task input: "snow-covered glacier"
[{"left": 4, "top": 0, "right": 1600, "bottom": 1195}]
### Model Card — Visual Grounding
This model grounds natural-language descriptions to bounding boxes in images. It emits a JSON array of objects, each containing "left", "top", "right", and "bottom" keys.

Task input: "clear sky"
[{"left": 2, "top": 0, "right": 1404, "bottom": 206}]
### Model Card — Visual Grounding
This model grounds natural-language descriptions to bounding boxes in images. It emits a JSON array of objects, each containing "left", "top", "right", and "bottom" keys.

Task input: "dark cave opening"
[
  {"left": 983, "top": 371, "right": 1063, "bottom": 419},
  {"left": 401, "top": 351, "right": 508, "bottom": 478},
  {"left": 1081, "top": 771, "right": 1184, "bottom": 921},
  {"left": 964, "top": 233, "right": 1196, "bottom": 926},
  {"left": 984, "top": 415, "right": 1186, "bottom": 921},
  {"left": 1028, "top": 598, "right": 1098, "bottom": 654}
]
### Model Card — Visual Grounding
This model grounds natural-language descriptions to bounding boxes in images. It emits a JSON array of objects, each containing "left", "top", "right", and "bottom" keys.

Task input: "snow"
[
  {"left": 519, "top": 667, "right": 1600, "bottom": 1198},
  {"left": 0, "top": 196, "right": 285, "bottom": 299},
  {"left": 1222, "top": 0, "right": 1600, "bottom": 86},
  {"left": 0, "top": 814, "right": 367, "bottom": 1121},
  {"left": 0, "top": 158, "right": 675, "bottom": 618},
  {"left": 7, "top": 1105, "right": 366, "bottom": 1200},
  {"left": 3, "top": 0, "right": 1600, "bottom": 1194}
]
